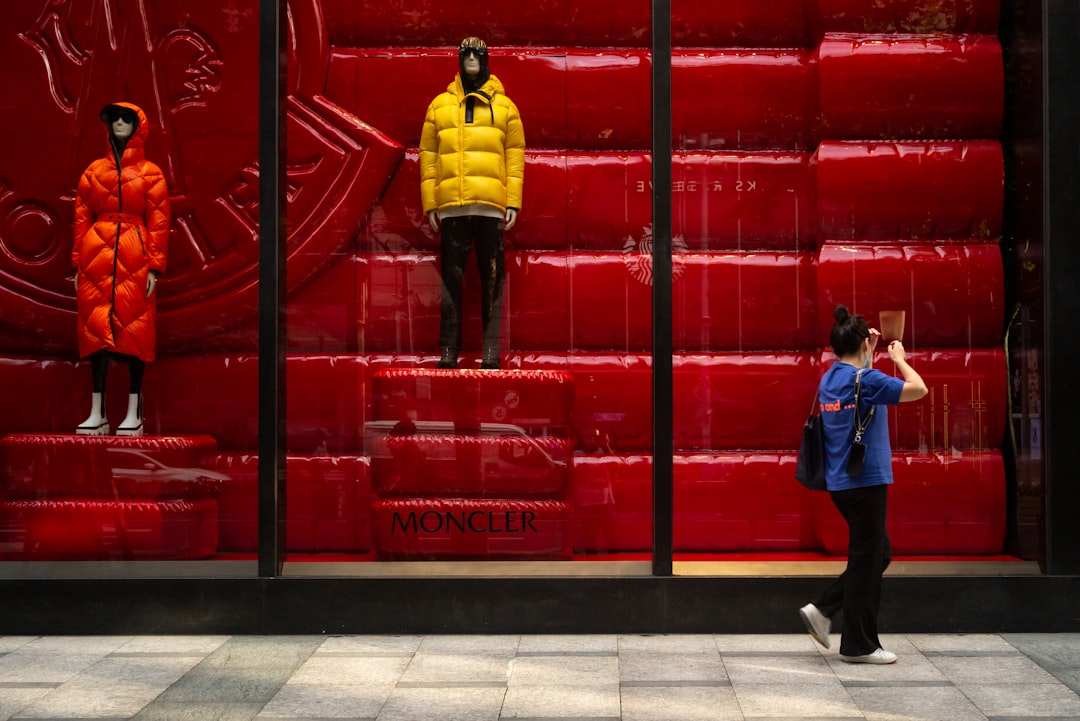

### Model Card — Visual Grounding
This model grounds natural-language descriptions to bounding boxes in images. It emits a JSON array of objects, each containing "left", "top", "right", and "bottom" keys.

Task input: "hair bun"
[{"left": 834, "top": 305, "right": 851, "bottom": 324}]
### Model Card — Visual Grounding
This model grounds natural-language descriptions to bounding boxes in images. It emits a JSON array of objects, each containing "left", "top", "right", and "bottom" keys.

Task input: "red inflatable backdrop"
[{"left": 0, "top": 0, "right": 1010, "bottom": 563}]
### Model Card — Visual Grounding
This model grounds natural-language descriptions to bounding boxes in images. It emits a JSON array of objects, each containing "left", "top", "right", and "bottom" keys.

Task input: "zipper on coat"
[{"left": 108, "top": 146, "right": 123, "bottom": 343}]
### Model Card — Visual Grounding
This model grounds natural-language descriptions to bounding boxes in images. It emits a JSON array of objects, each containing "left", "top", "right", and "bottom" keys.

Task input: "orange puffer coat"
[{"left": 73, "top": 102, "right": 169, "bottom": 362}]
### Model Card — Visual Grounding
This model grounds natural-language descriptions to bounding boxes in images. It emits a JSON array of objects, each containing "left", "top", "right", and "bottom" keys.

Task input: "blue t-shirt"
[{"left": 818, "top": 362, "right": 905, "bottom": 491}]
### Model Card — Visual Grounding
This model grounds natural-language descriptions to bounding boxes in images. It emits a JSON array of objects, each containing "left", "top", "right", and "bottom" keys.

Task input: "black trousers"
[
  {"left": 89, "top": 350, "right": 144, "bottom": 394},
  {"left": 439, "top": 216, "right": 504, "bottom": 351},
  {"left": 813, "top": 483, "right": 892, "bottom": 656}
]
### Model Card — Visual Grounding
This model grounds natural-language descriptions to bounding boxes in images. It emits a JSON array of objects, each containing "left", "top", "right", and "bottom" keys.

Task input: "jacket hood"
[
  {"left": 449, "top": 73, "right": 504, "bottom": 100},
  {"left": 99, "top": 101, "right": 149, "bottom": 156}
]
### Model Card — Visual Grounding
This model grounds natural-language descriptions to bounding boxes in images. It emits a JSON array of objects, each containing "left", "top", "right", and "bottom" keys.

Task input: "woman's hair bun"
[{"left": 834, "top": 304, "right": 851, "bottom": 324}]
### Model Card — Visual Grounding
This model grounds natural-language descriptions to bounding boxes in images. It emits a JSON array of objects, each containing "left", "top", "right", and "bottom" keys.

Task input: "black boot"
[
  {"left": 437, "top": 347, "right": 458, "bottom": 369},
  {"left": 480, "top": 346, "right": 500, "bottom": 370}
]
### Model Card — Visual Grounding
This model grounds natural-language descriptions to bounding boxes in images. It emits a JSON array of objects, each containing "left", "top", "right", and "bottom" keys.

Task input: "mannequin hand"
[
  {"left": 73, "top": 272, "right": 78, "bottom": 293},
  {"left": 147, "top": 272, "right": 158, "bottom": 298},
  {"left": 427, "top": 211, "right": 439, "bottom": 232},
  {"left": 505, "top": 208, "right": 518, "bottom": 231}
]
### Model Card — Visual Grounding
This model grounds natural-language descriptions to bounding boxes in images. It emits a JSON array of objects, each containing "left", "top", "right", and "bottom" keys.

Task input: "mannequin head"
[
  {"left": 100, "top": 103, "right": 140, "bottom": 156},
  {"left": 458, "top": 36, "right": 490, "bottom": 92}
]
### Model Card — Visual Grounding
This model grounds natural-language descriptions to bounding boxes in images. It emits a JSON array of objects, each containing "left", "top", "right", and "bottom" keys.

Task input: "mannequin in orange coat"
[{"left": 73, "top": 102, "right": 169, "bottom": 436}]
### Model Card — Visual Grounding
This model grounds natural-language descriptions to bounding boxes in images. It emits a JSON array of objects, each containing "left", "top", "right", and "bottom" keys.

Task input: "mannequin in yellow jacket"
[{"left": 420, "top": 37, "right": 525, "bottom": 369}]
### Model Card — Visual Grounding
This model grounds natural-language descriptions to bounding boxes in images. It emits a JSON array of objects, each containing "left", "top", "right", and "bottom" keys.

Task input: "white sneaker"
[
  {"left": 840, "top": 648, "right": 897, "bottom": 664},
  {"left": 799, "top": 603, "right": 831, "bottom": 649}
]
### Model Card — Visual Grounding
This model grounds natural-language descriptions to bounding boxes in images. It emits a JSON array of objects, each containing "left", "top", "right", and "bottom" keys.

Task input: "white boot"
[
  {"left": 76, "top": 392, "right": 109, "bottom": 435},
  {"left": 116, "top": 393, "right": 144, "bottom": 437}
]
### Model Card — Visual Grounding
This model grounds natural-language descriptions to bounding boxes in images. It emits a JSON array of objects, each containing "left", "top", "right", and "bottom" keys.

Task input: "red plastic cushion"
[
  {"left": 674, "top": 453, "right": 815, "bottom": 551},
  {"left": 572, "top": 455, "right": 653, "bottom": 552},
  {"left": 1, "top": 434, "right": 220, "bottom": 500},
  {"left": 0, "top": 498, "right": 218, "bottom": 560},
  {"left": 813, "top": 140, "right": 1003, "bottom": 241},
  {"left": 372, "top": 498, "right": 573, "bottom": 560},
  {"left": 811, "top": 451, "right": 1006, "bottom": 555},
  {"left": 213, "top": 455, "right": 373, "bottom": 553},
  {"left": 370, "top": 434, "right": 572, "bottom": 498},
  {"left": 817, "top": 243, "right": 1004, "bottom": 347},
  {"left": 816, "top": 34, "right": 1003, "bottom": 140},
  {"left": 371, "top": 368, "right": 575, "bottom": 431}
]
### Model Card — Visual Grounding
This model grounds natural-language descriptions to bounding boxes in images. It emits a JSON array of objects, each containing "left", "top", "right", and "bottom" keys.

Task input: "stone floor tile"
[
  {"left": 114, "top": 635, "right": 229, "bottom": 655},
  {"left": 618, "top": 635, "right": 720, "bottom": 654},
  {"left": 828, "top": 652, "right": 947, "bottom": 682},
  {"left": 257, "top": 682, "right": 394, "bottom": 719},
  {"left": 0, "top": 687, "right": 53, "bottom": 720},
  {"left": 152, "top": 668, "right": 289, "bottom": 704},
  {"left": 196, "top": 637, "right": 322, "bottom": 670},
  {"left": 848, "top": 684, "right": 988, "bottom": 721},
  {"left": 500, "top": 683, "right": 620, "bottom": 718},
  {"left": 906, "top": 634, "right": 1020, "bottom": 654},
  {"left": 318, "top": 635, "right": 423, "bottom": 655},
  {"left": 732, "top": 680, "right": 862, "bottom": 717},
  {"left": 928, "top": 654, "right": 1060, "bottom": 684},
  {"left": 289, "top": 655, "right": 410, "bottom": 685},
  {"left": 377, "top": 685, "right": 506, "bottom": 721},
  {"left": 0, "top": 654, "right": 107, "bottom": 684},
  {"left": 15, "top": 684, "right": 163, "bottom": 718},
  {"left": 510, "top": 655, "right": 620, "bottom": 686},
  {"left": 618, "top": 652, "right": 725, "bottom": 683},
  {"left": 16, "top": 636, "right": 130, "bottom": 655},
  {"left": 0, "top": 638, "right": 35, "bottom": 655},
  {"left": 714, "top": 633, "right": 821, "bottom": 654},
  {"left": 620, "top": 684, "right": 741, "bottom": 721},
  {"left": 518, "top": 635, "right": 618, "bottom": 654},
  {"left": 399, "top": 654, "right": 512, "bottom": 684},
  {"left": 957, "top": 682, "right": 1080, "bottom": 717},
  {"left": 132, "top": 701, "right": 265, "bottom": 720},
  {"left": 724, "top": 654, "right": 836, "bottom": 685},
  {"left": 416, "top": 636, "right": 520, "bottom": 656}
]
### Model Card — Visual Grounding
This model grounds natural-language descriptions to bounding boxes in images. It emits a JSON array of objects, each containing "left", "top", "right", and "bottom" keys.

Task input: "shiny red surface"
[
  {"left": 817, "top": 243, "right": 1005, "bottom": 347},
  {"left": 816, "top": 34, "right": 1003, "bottom": 139},
  {"left": 370, "top": 435, "right": 572, "bottom": 498},
  {"left": 812, "top": 451, "right": 1006, "bottom": 555},
  {"left": 371, "top": 498, "right": 573, "bottom": 560},
  {"left": 213, "top": 455, "right": 372, "bottom": 553},
  {"left": 0, "top": 498, "right": 218, "bottom": 561},
  {"left": 814, "top": 140, "right": 1003, "bottom": 240},
  {"left": 370, "top": 151, "right": 814, "bottom": 253},
  {"left": 1, "top": 434, "right": 219, "bottom": 500}
]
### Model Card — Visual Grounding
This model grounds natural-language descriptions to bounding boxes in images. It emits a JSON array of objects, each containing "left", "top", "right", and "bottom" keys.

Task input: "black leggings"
[
  {"left": 438, "top": 216, "right": 504, "bottom": 351},
  {"left": 89, "top": 351, "right": 144, "bottom": 394},
  {"left": 812, "top": 483, "right": 892, "bottom": 657}
]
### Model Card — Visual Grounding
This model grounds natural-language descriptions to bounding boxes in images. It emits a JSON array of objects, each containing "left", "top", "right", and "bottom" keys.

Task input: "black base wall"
[{"left": 2, "top": 576, "right": 1077, "bottom": 635}]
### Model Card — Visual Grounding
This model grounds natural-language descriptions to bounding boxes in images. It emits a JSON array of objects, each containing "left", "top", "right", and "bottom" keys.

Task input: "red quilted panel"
[
  {"left": 674, "top": 453, "right": 816, "bottom": 551},
  {"left": 572, "top": 455, "right": 652, "bottom": 552},
  {"left": 372, "top": 498, "right": 573, "bottom": 560},
  {"left": 0, "top": 498, "right": 218, "bottom": 561},
  {"left": 370, "top": 434, "right": 572, "bottom": 498},
  {"left": 811, "top": 451, "right": 1006, "bottom": 555},
  {"left": 212, "top": 455, "right": 373, "bottom": 553},
  {"left": 813, "top": 140, "right": 1003, "bottom": 240},
  {"left": 817, "top": 243, "right": 1004, "bottom": 347},
  {"left": 371, "top": 368, "right": 575, "bottom": 431},
  {"left": 816, "top": 34, "right": 1003, "bottom": 139},
  {"left": 1, "top": 434, "right": 220, "bottom": 500}
]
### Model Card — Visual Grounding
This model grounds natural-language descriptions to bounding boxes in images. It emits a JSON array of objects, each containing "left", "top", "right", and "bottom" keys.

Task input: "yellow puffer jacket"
[{"left": 419, "top": 73, "right": 525, "bottom": 215}]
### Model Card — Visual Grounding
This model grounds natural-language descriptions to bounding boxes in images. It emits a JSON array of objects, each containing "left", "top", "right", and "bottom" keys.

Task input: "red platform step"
[
  {"left": 0, "top": 498, "right": 218, "bottom": 561},
  {"left": 1, "top": 434, "right": 222, "bottom": 500}
]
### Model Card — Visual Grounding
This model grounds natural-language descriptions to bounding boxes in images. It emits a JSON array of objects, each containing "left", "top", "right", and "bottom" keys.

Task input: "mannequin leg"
[
  {"left": 438, "top": 217, "right": 472, "bottom": 368},
  {"left": 76, "top": 352, "right": 110, "bottom": 435},
  {"left": 116, "top": 355, "right": 145, "bottom": 436},
  {"left": 475, "top": 217, "right": 505, "bottom": 369}
]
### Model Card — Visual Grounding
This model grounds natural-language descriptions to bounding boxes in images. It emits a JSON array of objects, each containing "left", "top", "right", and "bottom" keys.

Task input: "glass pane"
[
  {"left": 670, "top": 0, "right": 1025, "bottom": 573},
  {"left": 284, "top": 1, "right": 654, "bottom": 571},
  {"left": 0, "top": 3, "right": 259, "bottom": 570}
]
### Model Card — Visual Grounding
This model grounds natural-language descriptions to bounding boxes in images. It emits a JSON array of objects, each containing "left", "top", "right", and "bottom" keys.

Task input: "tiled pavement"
[{"left": 0, "top": 633, "right": 1077, "bottom": 720}]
